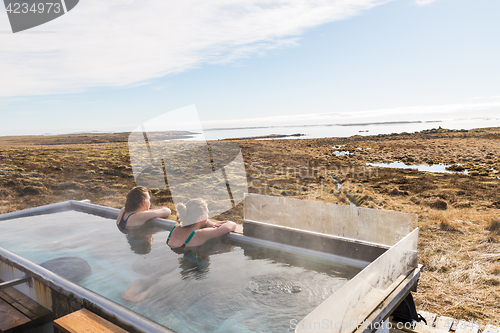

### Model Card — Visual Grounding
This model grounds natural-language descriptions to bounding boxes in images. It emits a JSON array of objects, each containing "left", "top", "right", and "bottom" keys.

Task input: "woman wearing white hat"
[{"left": 166, "top": 198, "right": 236, "bottom": 250}]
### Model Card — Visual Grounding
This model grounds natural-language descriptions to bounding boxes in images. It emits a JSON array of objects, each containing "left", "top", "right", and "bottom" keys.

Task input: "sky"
[{"left": 0, "top": 0, "right": 499, "bottom": 136}]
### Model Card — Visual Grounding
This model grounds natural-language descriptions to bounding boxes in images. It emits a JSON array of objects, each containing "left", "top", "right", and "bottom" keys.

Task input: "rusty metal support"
[{"left": 0, "top": 276, "right": 31, "bottom": 290}]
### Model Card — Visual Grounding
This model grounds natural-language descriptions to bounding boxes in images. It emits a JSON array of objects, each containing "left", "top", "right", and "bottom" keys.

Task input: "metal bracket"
[{"left": 0, "top": 276, "right": 32, "bottom": 290}]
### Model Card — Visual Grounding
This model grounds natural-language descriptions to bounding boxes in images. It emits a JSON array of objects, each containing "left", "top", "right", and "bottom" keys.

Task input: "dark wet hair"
[
  {"left": 176, "top": 198, "right": 208, "bottom": 227},
  {"left": 125, "top": 186, "right": 149, "bottom": 212}
]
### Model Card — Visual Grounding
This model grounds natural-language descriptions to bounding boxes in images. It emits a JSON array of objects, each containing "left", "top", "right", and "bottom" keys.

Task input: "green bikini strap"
[
  {"left": 167, "top": 226, "right": 176, "bottom": 239},
  {"left": 184, "top": 230, "right": 197, "bottom": 245}
]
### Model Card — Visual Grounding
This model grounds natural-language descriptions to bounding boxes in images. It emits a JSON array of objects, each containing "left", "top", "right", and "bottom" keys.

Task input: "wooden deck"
[
  {"left": 0, "top": 282, "right": 53, "bottom": 333},
  {"left": 54, "top": 308, "right": 129, "bottom": 333}
]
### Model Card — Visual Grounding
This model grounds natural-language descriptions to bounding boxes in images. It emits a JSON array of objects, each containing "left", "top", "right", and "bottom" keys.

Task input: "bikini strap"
[
  {"left": 166, "top": 226, "right": 176, "bottom": 245},
  {"left": 118, "top": 212, "right": 135, "bottom": 233},
  {"left": 184, "top": 230, "right": 197, "bottom": 245},
  {"left": 120, "top": 212, "right": 135, "bottom": 224},
  {"left": 166, "top": 227, "right": 196, "bottom": 247}
]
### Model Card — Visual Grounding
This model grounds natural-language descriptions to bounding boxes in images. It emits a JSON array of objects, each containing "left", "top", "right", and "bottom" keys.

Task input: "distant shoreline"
[
  {"left": 0, "top": 119, "right": 445, "bottom": 138},
  {"left": 222, "top": 133, "right": 305, "bottom": 140},
  {"left": 204, "top": 120, "right": 441, "bottom": 132},
  {"left": 2, "top": 115, "right": 500, "bottom": 139},
  {"left": 2, "top": 125, "right": 500, "bottom": 146}
]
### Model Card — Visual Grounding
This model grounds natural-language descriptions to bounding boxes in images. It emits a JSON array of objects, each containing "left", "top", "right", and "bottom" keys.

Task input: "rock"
[
  {"left": 447, "top": 164, "right": 465, "bottom": 172},
  {"left": 20, "top": 186, "right": 46, "bottom": 195},
  {"left": 40, "top": 257, "right": 91, "bottom": 283},
  {"left": 429, "top": 199, "right": 448, "bottom": 210}
]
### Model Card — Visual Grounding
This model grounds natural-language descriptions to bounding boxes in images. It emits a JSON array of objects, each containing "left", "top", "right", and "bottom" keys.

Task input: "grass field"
[{"left": 1, "top": 128, "right": 499, "bottom": 321}]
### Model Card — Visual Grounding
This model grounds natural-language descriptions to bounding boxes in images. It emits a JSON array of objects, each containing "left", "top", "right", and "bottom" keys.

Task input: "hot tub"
[{"left": 0, "top": 194, "right": 420, "bottom": 333}]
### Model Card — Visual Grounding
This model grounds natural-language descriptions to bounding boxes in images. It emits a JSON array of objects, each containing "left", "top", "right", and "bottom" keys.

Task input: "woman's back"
[{"left": 167, "top": 198, "right": 236, "bottom": 248}]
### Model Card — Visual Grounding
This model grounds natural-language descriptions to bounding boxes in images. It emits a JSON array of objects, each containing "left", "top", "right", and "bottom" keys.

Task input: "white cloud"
[
  {"left": 415, "top": 0, "right": 437, "bottom": 5},
  {"left": 0, "top": 0, "right": 393, "bottom": 97}
]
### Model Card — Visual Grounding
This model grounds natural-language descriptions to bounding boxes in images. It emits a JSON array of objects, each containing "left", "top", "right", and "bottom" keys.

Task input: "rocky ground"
[{"left": 0, "top": 127, "right": 499, "bottom": 321}]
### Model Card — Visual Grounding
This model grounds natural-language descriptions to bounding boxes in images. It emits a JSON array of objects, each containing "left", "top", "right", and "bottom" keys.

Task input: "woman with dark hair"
[
  {"left": 166, "top": 198, "right": 236, "bottom": 250},
  {"left": 116, "top": 186, "right": 171, "bottom": 233}
]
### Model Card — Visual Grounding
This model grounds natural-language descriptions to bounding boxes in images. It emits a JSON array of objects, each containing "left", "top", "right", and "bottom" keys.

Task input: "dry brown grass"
[
  {"left": 486, "top": 218, "right": 500, "bottom": 235},
  {"left": 1, "top": 129, "right": 500, "bottom": 323},
  {"left": 412, "top": 207, "right": 500, "bottom": 320},
  {"left": 337, "top": 193, "right": 349, "bottom": 204}
]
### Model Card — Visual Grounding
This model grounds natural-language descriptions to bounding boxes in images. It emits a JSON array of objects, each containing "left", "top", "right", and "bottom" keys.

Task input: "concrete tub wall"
[{"left": 244, "top": 193, "right": 417, "bottom": 247}]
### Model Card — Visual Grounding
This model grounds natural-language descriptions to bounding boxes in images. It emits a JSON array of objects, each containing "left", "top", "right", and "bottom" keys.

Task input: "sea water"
[
  {"left": 0, "top": 210, "right": 361, "bottom": 333},
  {"left": 195, "top": 117, "right": 500, "bottom": 141}
]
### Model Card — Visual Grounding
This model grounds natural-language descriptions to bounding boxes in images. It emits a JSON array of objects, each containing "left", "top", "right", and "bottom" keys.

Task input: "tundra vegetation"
[{"left": 0, "top": 127, "right": 499, "bottom": 321}]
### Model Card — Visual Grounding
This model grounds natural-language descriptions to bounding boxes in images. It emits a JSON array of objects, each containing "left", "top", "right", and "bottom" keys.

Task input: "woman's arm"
[
  {"left": 127, "top": 207, "right": 171, "bottom": 227},
  {"left": 211, "top": 221, "right": 233, "bottom": 228},
  {"left": 187, "top": 221, "right": 237, "bottom": 246},
  {"left": 203, "top": 219, "right": 234, "bottom": 228}
]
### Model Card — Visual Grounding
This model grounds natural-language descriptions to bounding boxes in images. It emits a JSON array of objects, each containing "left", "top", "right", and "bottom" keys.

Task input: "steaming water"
[{"left": 0, "top": 211, "right": 361, "bottom": 333}]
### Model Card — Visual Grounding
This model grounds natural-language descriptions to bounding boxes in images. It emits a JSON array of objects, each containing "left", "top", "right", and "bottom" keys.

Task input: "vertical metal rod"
[
  {"left": 141, "top": 125, "right": 154, "bottom": 164},
  {"left": 161, "top": 159, "right": 169, "bottom": 190}
]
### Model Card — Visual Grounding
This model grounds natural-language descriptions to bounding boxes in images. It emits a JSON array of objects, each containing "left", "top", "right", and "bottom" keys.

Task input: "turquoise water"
[{"left": 0, "top": 210, "right": 361, "bottom": 333}]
